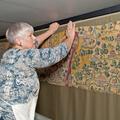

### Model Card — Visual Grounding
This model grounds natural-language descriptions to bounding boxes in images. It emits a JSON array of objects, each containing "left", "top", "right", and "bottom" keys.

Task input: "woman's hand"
[
  {"left": 49, "top": 22, "right": 60, "bottom": 34},
  {"left": 64, "top": 21, "right": 75, "bottom": 50},
  {"left": 66, "top": 21, "right": 75, "bottom": 41}
]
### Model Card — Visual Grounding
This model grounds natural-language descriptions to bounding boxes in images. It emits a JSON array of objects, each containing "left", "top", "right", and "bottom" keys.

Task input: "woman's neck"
[{"left": 13, "top": 45, "right": 23, "bottom": 49}]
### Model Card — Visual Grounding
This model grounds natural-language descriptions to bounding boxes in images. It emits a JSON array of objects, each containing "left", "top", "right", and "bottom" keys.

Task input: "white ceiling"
[{"left": 0, "top": 0, "right": 119, "bottom": 36}]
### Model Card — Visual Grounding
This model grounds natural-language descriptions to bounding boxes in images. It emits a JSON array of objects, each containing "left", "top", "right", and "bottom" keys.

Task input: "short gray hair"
[{"left": 6, "top": 22, "right": 34, "bottom": 44}]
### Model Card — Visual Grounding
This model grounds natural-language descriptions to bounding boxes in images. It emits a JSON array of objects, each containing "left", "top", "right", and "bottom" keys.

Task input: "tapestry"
[{"left": 37, "top": 13, "right": 120, "bottom": 95}]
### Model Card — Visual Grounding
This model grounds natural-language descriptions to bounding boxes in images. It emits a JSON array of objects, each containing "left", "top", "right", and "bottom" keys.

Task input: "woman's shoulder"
[
  {"left": 1, "top": 48, "right": 22, "bottom": 64},
  {"left": 2, "top": 48, "right": 20, "bottom": 58}
]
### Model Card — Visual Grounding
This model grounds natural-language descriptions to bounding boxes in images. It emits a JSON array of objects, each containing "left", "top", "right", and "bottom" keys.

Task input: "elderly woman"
[{"left": 0, "top": 21, "right": 75, "bottom": 120}]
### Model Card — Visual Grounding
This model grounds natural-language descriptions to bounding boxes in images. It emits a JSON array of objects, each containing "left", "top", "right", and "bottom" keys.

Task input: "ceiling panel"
[{"left": 0, "top": 0, "right": 119, "bottom": 36}]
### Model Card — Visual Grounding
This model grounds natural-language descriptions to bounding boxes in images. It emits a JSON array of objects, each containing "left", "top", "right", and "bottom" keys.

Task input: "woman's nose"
[{"left": 32, "top": 35, "right": 36, "bottom": 40}]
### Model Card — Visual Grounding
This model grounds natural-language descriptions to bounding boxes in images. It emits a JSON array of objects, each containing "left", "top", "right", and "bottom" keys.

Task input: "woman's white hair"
[{"left": 6, "top": 22, "right": 34, "bottom": 44}]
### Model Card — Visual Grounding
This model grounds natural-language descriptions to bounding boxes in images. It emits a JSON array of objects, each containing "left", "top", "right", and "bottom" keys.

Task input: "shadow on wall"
[{"left": 0, "top": 42, "right": 9, "bottom": 59}]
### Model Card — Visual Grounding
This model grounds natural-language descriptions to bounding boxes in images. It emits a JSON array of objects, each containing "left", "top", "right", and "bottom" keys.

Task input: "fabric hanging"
[{"left": 37, "top": 12, "right": 120, "bottom": 95}]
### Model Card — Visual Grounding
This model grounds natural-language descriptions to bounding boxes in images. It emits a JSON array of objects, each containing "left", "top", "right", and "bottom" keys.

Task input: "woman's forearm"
[
  {"left": 36, "top": 22, "right": 59, "bottom": 46},
  {"left": 36, "top": 30, "right": 53, "bottom": 46}
]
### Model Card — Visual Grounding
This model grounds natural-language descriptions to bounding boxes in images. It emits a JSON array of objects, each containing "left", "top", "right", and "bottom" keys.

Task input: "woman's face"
[{"left": 20, "top": 31, "right": 37, "bottom": 49}]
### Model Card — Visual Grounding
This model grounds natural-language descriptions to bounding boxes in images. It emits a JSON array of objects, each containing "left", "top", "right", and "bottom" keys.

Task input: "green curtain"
[{"left": 36, "top": 82, "right": 120, "bottom": 120}]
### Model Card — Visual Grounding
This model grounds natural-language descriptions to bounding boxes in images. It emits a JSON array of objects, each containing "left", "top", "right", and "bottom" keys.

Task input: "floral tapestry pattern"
[{"left": 39, "top": 21, "right": 120, "bottom": 95}]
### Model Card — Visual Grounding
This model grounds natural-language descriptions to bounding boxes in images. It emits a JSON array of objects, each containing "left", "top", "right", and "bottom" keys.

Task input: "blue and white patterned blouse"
[{"left": 0, "top": 43, "right": 68, "bottom": 120}]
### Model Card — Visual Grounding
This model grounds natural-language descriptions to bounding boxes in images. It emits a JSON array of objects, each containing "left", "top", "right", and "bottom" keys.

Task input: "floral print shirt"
[{"left": 0, "top": 43, "right": 68, "bottom": 120}]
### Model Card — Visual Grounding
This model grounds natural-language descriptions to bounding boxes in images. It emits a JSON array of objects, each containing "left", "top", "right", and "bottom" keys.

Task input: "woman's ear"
[{"left": 15, "top": 38, "right": 22, "bottom": 46}]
